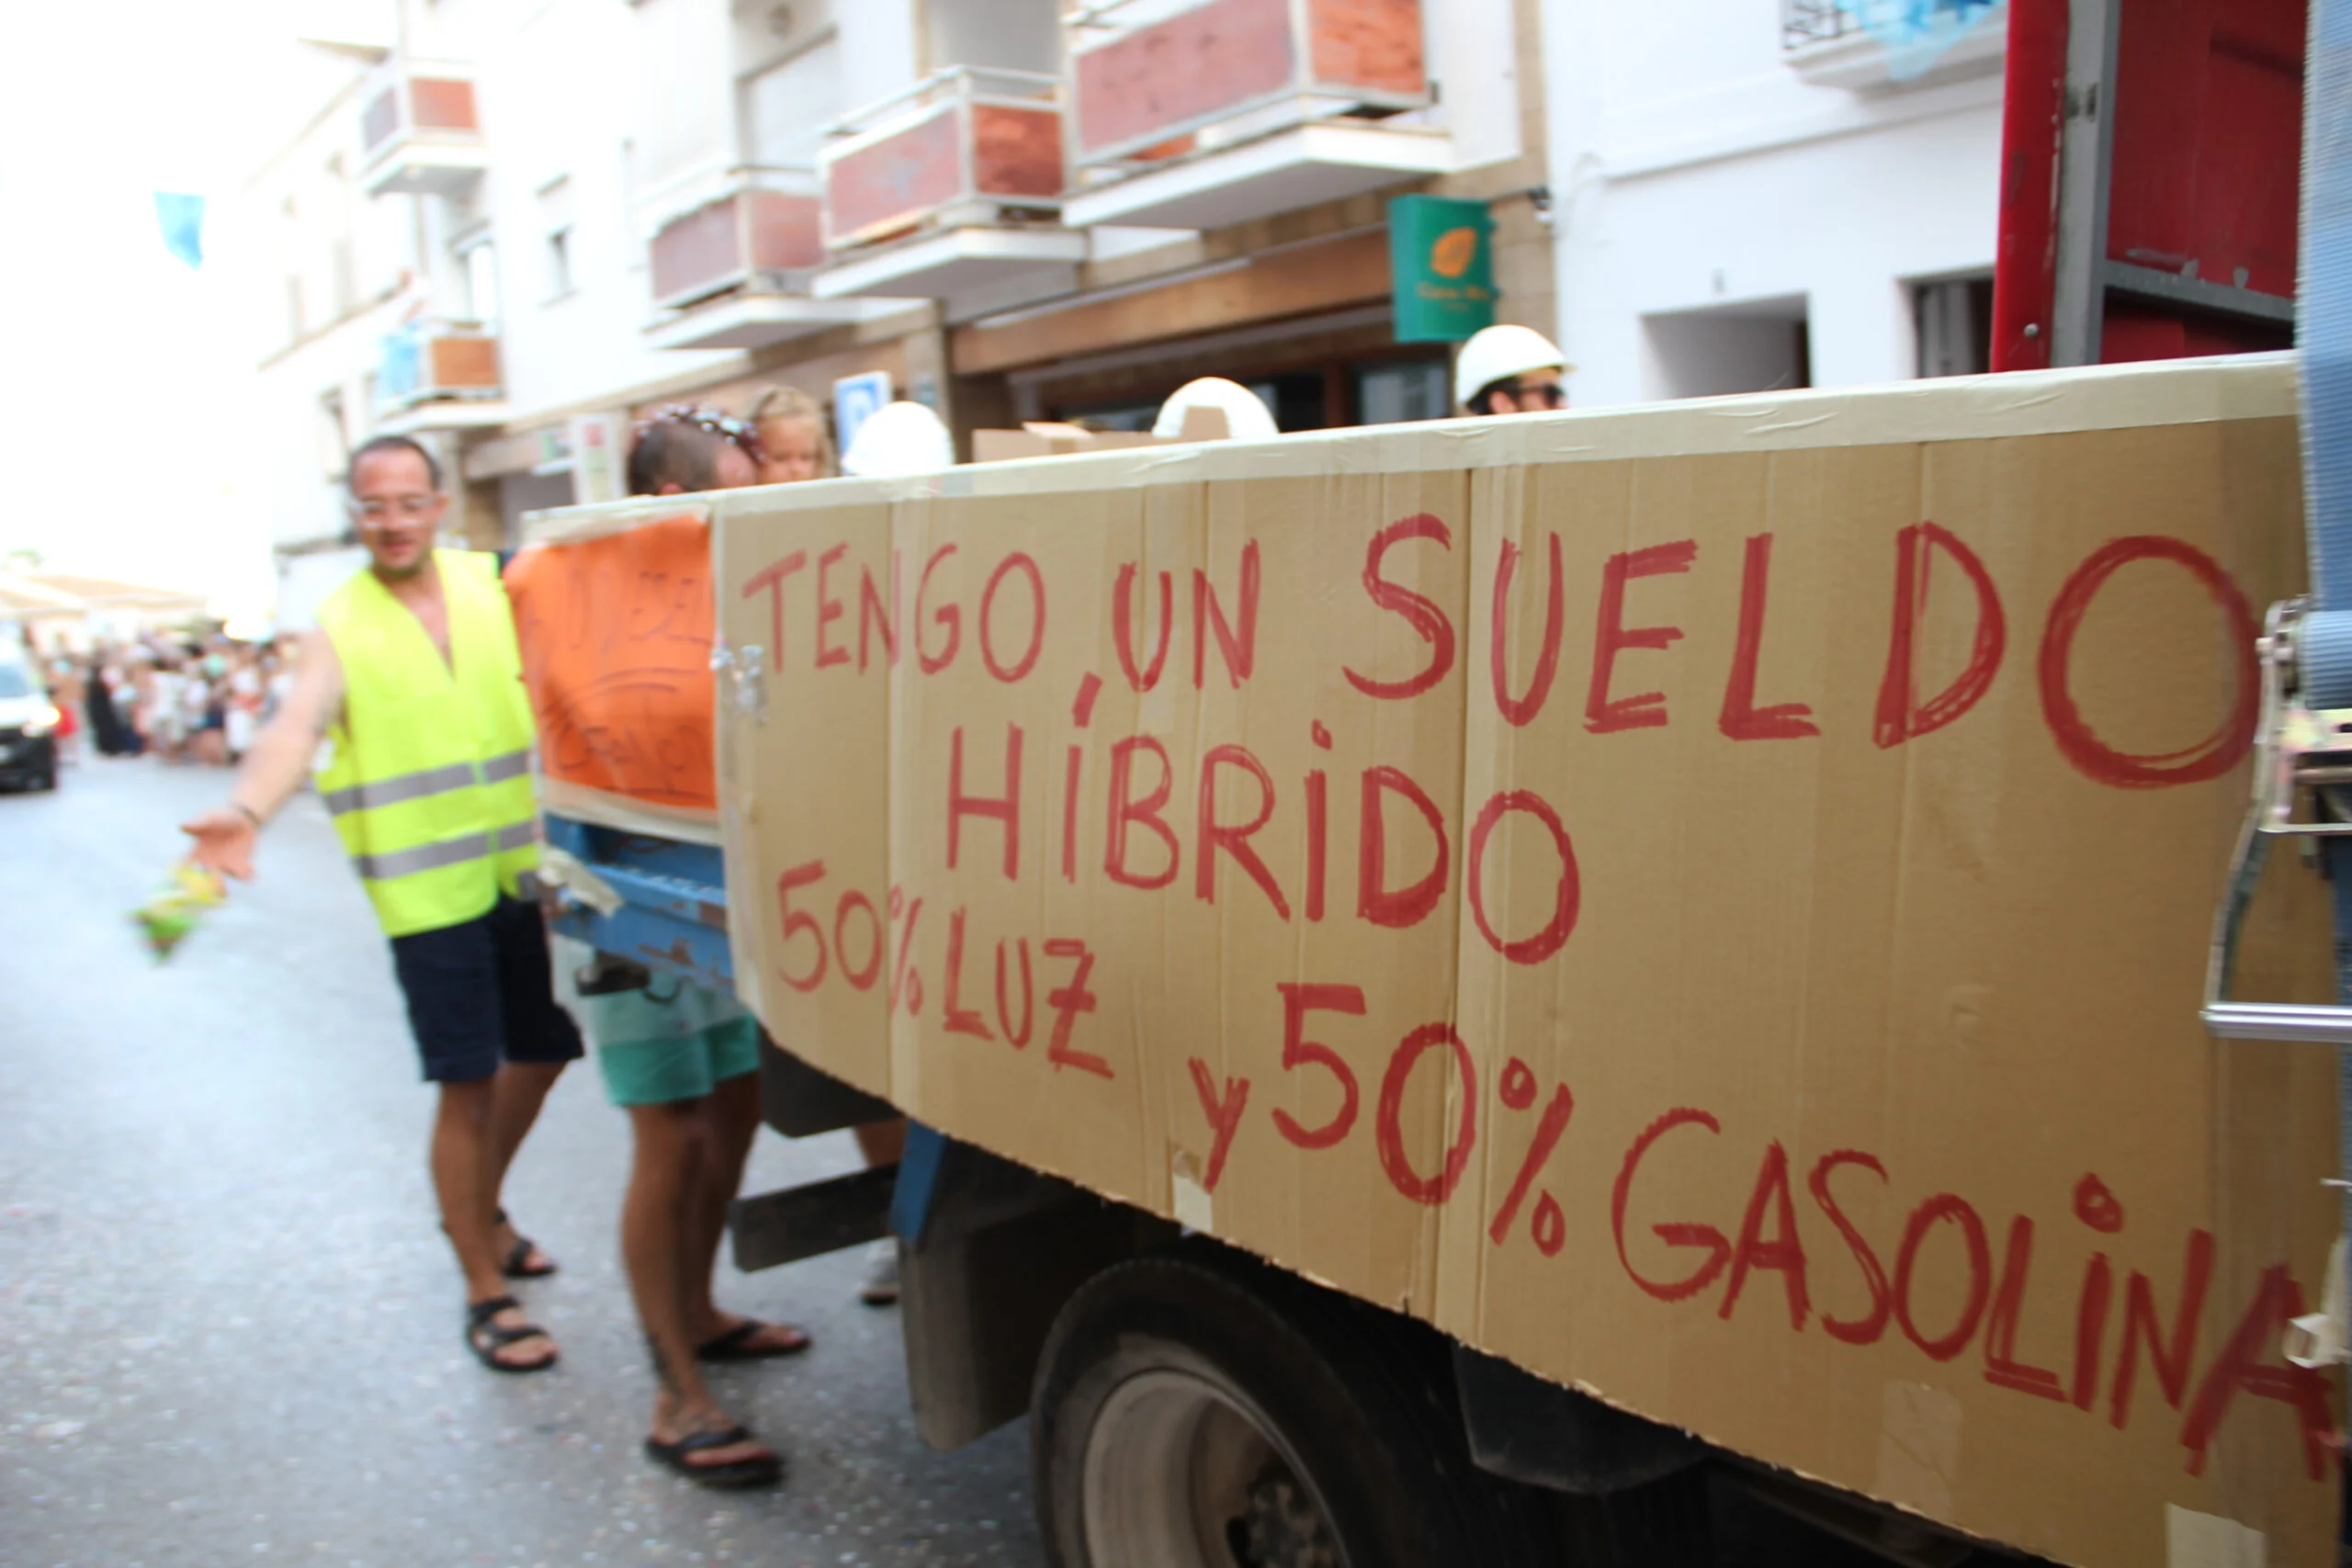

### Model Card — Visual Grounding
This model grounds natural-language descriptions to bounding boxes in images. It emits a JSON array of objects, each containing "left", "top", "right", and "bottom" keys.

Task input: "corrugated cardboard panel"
[{"left": 707, "top": 356, "right": 2338, "bottom": 1568}]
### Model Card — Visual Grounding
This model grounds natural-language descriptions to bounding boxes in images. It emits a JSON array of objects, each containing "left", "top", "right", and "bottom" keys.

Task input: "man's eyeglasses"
[
  {"left": 351, "top": 495, "right": 439, "bottom": 524},
  {"left": 639, "top": 404, "right": 767, "bottom": 463},
  {"left": 1512, "top": 380, "right": 1568, "bottom": 409}
]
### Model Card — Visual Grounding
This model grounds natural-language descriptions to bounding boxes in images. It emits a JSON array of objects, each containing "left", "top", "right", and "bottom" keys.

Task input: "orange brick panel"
[
  {"left": 1073, "top": 0, "right": 1295, "bottom": 158},
  {"left": 747, "top": 191, "right": 826, "bottom": 271},
  {"left": 409, "top": 77, "right": 481, "bottom": 133},
  {"left": 1307, "top": 0, "right": 1425, "bottom": 95},
  {"left": 651, "top": 197, "right": 747, "bottom": 302},
  {"left": 426, "top": 334, "right": 501, "bottom": 391},
  {"left": 827, "top": 109, "right": 963, "bottom": 242},
  {"left": 972, "top": 105, "right": 1066, "bottom": 200}
]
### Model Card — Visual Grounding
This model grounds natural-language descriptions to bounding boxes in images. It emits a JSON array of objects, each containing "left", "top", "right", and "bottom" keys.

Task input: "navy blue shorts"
[{"left": 389, "top": 897, "right": 585, "bottom": 1083}]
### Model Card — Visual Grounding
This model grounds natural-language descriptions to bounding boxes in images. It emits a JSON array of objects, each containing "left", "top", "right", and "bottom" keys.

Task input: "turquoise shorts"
[{"left": 578, "top": 978, "right": 761, "bottom": 1107}]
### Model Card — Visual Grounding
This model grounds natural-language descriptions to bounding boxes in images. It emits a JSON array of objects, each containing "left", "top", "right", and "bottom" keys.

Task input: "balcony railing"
[
  {"left": 378, "top": 319, "right": 501, "bottom": 412},
  {"left": 819, "top": 67, "right": 1068, "bottom": 253},
  {"left": 359, "top": 62, "right": 487, "bottom": 197},
  {"left": 647, "top": 166, "right": 825, "bottom": 310},
  {"left": 1066, "top": 0, "right": 1430, "bottom": 173}
]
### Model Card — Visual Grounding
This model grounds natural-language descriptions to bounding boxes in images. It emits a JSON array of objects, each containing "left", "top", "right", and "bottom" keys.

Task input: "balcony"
[
  {"left": 1781, "top": 0, "right": 2007, "bottom": 91},
  {"left": 1059, "top": 0, "right": 1445, "bottom": 231},
  {"left": 359, "top": 63, "right": 488, "bottom": 198},
  {"left": 374, "top": 319, "right": 509, "bottom": 434},
  {"left": 809, "top": 67, "right": 1086, "bottom": 301},
  {"left": 642, "top": 167, "right": 894, "bottom": 351}
]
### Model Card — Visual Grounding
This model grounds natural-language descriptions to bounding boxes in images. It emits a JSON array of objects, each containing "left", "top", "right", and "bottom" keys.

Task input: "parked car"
[{"left": 0, "top": 660, "right": 61, "bottom": 791}]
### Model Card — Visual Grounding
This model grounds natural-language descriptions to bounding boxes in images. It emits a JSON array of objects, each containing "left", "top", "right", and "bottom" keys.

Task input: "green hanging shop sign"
[{"left": 1388, "top": 195, "right": 1497, "bottom": 344}]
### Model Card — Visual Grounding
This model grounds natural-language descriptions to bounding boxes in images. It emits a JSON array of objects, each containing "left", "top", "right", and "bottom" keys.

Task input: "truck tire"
[{"left": 1031, "top": 1244, "right": 1561, "bottom": 1568}]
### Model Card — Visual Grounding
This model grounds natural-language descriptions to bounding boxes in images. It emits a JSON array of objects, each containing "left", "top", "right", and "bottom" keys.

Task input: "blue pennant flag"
[{"left": 154, "top": 192, "right": 206, "bottom": 269}]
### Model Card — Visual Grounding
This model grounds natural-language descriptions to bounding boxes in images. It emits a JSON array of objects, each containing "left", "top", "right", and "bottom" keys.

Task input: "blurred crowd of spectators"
[{"left": 29, "top": 632, "right": 299, "bottom": 768}]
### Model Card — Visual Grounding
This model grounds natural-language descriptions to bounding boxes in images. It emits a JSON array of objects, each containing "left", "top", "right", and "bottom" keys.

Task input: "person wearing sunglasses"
[
  {"left": 1454, "top": 322, "right": 1572, "bottom": 416},
  {"left": 181, "top": 433, "right": 582, "bottom": 1377}
]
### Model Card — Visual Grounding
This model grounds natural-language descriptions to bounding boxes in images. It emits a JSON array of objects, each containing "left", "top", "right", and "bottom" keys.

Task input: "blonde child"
[{"left": 746, "top": 386, "right": 833, "bottom": 486}]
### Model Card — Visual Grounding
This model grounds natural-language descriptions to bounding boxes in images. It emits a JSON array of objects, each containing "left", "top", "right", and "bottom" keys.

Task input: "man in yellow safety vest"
[{"left": 183, "top": 434, "right": 580, "bottom": 1374}]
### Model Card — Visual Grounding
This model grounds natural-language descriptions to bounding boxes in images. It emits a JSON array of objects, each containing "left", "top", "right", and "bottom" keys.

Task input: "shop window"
[
  {"left": 1250, "top": 372, "right": 1329, "bottom": 433},
  {"left": 1059, "top": 400, "right": 1159, "bottom": 432},
  {"left": 1355, "top": 361, "right": 1450, "bottom": 424},
  {"left": 1047, "top": 347, "right": 1446, "bottom": 434},
  {"left": 1642, "top": 296, "right": 1813, "bottom": 400}
]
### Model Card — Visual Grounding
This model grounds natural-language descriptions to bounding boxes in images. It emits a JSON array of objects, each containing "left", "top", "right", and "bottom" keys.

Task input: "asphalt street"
[{"left": 0, "top": 756, "right": 1040, "bottom": 1568}]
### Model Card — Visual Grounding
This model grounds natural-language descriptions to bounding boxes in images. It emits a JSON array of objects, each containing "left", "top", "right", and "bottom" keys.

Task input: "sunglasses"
[
  {"left": 349, "top": 495, "right": 439, "bottom": 523},
  {"left": 1512, "top": 381, "right": 1568, "bottom": 408}
]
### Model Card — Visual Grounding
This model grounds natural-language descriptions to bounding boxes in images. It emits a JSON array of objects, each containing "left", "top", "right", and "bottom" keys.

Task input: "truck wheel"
[{"left": 1031, "top": 1245, "right": 1559, "bottom": 1568}]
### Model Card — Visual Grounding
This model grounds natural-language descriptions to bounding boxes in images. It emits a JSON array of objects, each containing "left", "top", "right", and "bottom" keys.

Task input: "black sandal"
[
  {"left": 695, "top": 1319, "right": 812, "bottom": 1361},
  {"left": 643, "top": 1425, "right": 783, "bottom": 1489},
  {"left": 465, "top": 1294, "right": 559, "bottom": 1373},
  {"left": 496, "top": 1208, "right": 558, "bottom": 1279}
]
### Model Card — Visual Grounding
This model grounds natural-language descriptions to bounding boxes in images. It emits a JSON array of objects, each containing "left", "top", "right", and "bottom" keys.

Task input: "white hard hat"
[
  {"left": 1151, "top": 378, "right": 1280, "bottom": 442},
  {"left": 841, "top": 400, "right": 955, "bottom": 478},
  {"left": 1453, "top": 323, "right": 1569, "bottom": 410}
]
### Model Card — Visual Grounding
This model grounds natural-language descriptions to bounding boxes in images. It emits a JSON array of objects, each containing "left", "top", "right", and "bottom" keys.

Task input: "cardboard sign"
[
  {"left": 505, "top": 509, "right": 719, "bottom": 833},
  {"left": 707, "top": 355, "right": 2337, "bottom": 1568}
]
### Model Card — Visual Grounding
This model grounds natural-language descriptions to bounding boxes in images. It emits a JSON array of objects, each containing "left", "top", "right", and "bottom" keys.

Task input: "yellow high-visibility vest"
[{"left": 315, "top": 549, "right": 539, "bottom": 938}]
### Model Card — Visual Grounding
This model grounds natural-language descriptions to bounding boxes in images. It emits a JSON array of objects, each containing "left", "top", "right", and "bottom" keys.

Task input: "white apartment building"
[
  {"left": 1546, "top": 0, "right": 2010, "bottom": 402},
  {"left": 240, "top": 0, "right": 1558, "bottom": 606}
]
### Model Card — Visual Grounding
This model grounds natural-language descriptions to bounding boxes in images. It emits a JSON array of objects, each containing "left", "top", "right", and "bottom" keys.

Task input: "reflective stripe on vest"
[
  {"left": 348, "top": 819, "right": 540, "bottom": 881},
  {"left": 320, "top": 748, "right": 533, "bottom": 818},
  {"left": 316, "top": 549, "right": 541, "bottom": 939}
]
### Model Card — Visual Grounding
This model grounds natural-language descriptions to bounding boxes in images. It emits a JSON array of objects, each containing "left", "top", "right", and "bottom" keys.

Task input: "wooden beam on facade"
[{"left": 949, "top": 228, "right": 1393, "bottom": 378}]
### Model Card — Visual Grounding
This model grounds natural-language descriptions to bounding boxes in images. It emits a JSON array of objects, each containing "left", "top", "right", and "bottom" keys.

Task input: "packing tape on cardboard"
[
  {"left": 1873, "top": 1382, "right": 1961, "bottom": 1521},
  {"left": 2285, "top": 1234, "right": 2351, "bottom": 1368},
  {"left": 2165, "top": 1505, "right": 2267, "bottom": 1568},
  {"left": 537, "top": 844, "right": 624, "bottom": 919}
]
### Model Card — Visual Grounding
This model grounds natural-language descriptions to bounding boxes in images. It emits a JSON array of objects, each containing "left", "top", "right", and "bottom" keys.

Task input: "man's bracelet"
[{"left": 232, "top": 801, "right": 264, "bottom": 829}]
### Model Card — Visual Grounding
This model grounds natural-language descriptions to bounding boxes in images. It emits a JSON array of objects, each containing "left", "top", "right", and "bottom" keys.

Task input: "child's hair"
[{"left": 748, "top": 385, "right": 836, "bottom": 478}]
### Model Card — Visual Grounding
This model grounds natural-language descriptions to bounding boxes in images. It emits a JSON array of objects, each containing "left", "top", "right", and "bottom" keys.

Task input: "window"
[
  {"left": 1641, "top": 297, "right": 1813, "bottom": 400},
  {"left": 537, "top": 178, "right": 575, "bottom": 300},
  {"left": 281, "top": 195, "right": 305, "bottom": 340},
  {"left": 326, "top": 155, "right": 355, "bottom": 316},
  {"left": 924, "top": 0, "right": 1059, "bottom": 75},
  {"left": 545, "top": 229, "right": 573, "bottom": 299},
  {"left": 463, "top": 241, "right": 502, "bottom": 325},
  {"left": 741, "top": 32, "right": 842, "bottom": 170},
  {"left": 318, "top": 389, "right": 349, "bottom": 479}
]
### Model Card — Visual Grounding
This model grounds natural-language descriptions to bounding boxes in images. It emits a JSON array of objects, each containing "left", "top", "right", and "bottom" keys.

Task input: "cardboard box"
[
  {"left": 970, "top": 421, "right": 1165, "bottom": 464},
  {"left": 970, "top": 407, "right": 1244, "bottom": 464},
  {"left": 709, "top": 355, "right": 2338, "bottom": 1567}
]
